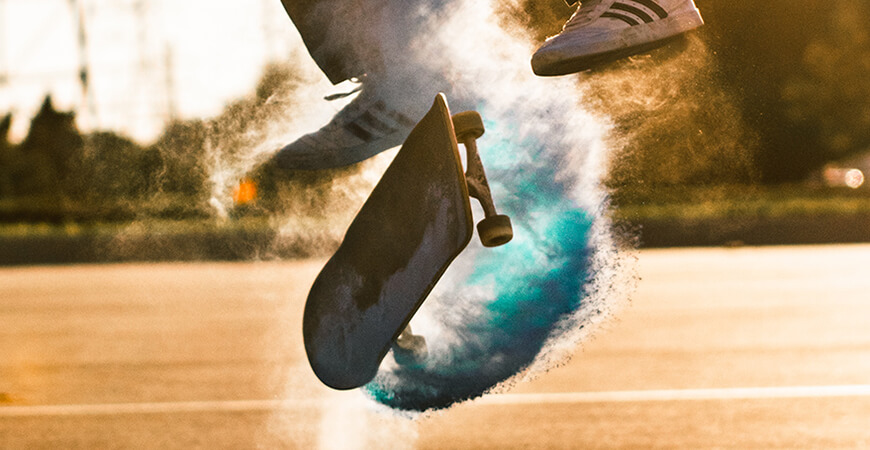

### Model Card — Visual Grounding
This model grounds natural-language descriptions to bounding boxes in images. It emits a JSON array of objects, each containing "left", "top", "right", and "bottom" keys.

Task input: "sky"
[{"left": 0, "top": 0, "right": 316, "bottom": 142}]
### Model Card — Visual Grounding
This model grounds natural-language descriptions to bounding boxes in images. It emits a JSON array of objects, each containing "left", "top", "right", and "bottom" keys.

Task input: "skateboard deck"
[{"left": 303, "top": 94, "right": 474, "bottom": 390}]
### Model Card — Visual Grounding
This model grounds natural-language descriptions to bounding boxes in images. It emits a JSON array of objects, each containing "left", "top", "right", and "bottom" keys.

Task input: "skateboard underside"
[{"left": 303, "top": 94, "right": 473, "bottom": 390}]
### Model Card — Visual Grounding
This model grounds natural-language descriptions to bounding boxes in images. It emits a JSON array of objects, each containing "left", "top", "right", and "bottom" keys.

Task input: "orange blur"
[{"left": 233, "top": 178, "right": 258, "bottom": 205}]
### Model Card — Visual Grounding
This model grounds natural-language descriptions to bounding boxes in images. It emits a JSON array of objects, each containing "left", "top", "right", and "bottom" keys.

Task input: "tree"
[
  {"left": 15, "top": 96, "right": 84, "bottom": 196},
  {"left": 149, "top": 120, "right": 209, "bottom": 197},
  {"left": 0, "top": 114, "right": 13, "bottom": 197},
  {"left": 583, "top": 37, "right": 759, "bottom": 193},
  {"left": 781, "top": 0, "right": 870, "bottom": 162},
  {"left": 66, "top": 131, "right": 160, "bottom": 201}
]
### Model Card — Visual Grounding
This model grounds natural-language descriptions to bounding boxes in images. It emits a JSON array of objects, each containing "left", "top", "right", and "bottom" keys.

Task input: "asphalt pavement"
[{"left": 1, "top": 245, "right": 868, "bottom": 448}]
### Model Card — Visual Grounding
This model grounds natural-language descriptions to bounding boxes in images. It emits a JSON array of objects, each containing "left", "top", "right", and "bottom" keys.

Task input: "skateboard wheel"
[
  {"left": 452, "top": 111, "right": 485, "bottom": 141},
  {"left": 393, "top": 326, "right": 429, "bottom": 366},
  {"left": 477, "top": 214, "right": 513, "bottom": 247}
]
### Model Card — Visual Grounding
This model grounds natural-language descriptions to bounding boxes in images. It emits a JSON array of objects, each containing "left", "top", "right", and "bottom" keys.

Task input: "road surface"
[{"left": 1, "top": 245, "right": 868, "bottom": 448}]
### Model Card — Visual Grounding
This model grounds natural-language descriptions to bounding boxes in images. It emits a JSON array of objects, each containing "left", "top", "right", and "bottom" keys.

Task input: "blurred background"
[
  {"left": 1, "top": 2, "right": 868, "bottom": 447},
  {"left": 1, "top": 0, "right": 869, "bottom": 263}
]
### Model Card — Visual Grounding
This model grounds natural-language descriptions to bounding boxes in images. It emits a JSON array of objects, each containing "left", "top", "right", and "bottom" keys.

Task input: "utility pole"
[
  {"left": 261, "top": 0, "right": 276, "bottom": 61},
  {"left": 153, "top": 0, "right": 177, "bottom": 125},
  {"left": 132, "top": 0, "right": 170, "bottom": 140},
  {"left": 133, "top": 0, "right": 149, "bottom": 80},
  {"left": 163, "top": 42, "right": 177, "bottom": 123},
  {"left": 0, "top": 0, "right": 7, "bottom": 87},
  {"left": 133, "top": 0, "right": 148, "bottom": 138},
  {"left": 68, "top": 0, "right": 96, "bottom": 129},
  {"left": 262, "top": 0, "right": 290, "bottom": 62}
]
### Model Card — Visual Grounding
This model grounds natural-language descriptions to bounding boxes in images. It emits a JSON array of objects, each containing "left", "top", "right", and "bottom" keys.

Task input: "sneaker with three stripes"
[
  {"left": 272, "top": 0, "right": 446, "bottom": 170},
  {"left": 271, "top": 74, "right": 432, "bottom": 170},
  {"left": 531, "top": 0, "right": 704, "bottom": 76}
]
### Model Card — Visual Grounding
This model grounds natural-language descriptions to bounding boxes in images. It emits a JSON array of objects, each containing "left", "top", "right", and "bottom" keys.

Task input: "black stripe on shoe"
[
  {"left": 343, "top": 104, "right": 414, "bottom": 143},
  {"left": 344, "top": 122, "right": 374, "bottom": 142},
  {"left": 374, "top": 101, "right": 417, "bottom": 128},
  {"left": 602, "top": 11, "right": 640, "bottom": 26},
  {"left": 359, "top": 111, "right": 398, "bottom": 134},
  {"left": 612, "top": 2, "right": 654, "bottom": 23},
  {"left": 632, "top": 0, "right": 669, "bottom": 19}
]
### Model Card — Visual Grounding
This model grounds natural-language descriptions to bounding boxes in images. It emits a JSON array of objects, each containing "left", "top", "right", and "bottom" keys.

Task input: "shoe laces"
[{"left": 324, "top": 76, "right": 365, "bottom": 101}]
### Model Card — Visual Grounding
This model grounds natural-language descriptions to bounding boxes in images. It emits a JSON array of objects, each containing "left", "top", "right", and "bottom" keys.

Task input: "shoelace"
[
  {"left": 324, "top": 86, "right": 362, "bottom": 101},
  {"left": 324, "top": 76, "right": 365, "bottom": 101}
]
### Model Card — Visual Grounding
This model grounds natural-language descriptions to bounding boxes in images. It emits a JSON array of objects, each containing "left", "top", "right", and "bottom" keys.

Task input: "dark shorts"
[{"left": 280, "top": 0, "right": 385, "bottom": 84}]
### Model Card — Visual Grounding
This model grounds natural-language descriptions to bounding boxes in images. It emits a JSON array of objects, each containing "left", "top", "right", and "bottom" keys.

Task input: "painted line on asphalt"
[
  {"left": 0, "top": 399, "right": 296, "bottom": 417},
  {"left": 476, "top": 384, "right": 870, "bottom": 405},
  {"left": 2, "top": 385, "right": 869, "bottom": 416}
]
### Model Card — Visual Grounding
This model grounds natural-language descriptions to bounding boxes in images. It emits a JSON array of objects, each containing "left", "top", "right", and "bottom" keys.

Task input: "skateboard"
[{"left": 303, "top": 93, "right": 513, "bottom": 390}]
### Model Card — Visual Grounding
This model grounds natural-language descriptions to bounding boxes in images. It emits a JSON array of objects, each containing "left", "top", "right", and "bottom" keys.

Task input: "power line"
[
  {"left": 163, "top": 42, "right": 177, "bottom": 122},
  {"left": 2, "top": 0, "right": 283, "bottom": 141}
]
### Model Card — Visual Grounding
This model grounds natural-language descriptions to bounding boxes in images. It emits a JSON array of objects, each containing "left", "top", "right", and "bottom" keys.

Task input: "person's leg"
[
  {"left": 270, "top": 1, "right": 450, "bottom": 170},
  {"left": 531, "top": 0, "right": 704, "bottom": 76}
]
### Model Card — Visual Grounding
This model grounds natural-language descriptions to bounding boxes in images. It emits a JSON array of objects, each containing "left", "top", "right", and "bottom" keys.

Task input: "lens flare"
[{"left": 232, "top": 178, "right": 258, "bottom": 205}]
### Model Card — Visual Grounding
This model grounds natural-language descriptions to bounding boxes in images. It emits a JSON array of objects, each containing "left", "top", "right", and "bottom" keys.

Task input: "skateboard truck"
[
  {"left": 452, "top": 111, "right": 513, "bottom": 248},
  {"left": 391, "top": 110, "right": 513, "bottom": 370},
  {"left": 392, "top": 325, "right": 429, "bottom": 366}
]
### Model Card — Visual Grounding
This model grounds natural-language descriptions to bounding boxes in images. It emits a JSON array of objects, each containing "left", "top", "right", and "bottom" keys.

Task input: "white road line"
[
  {"left": 0, "top": 399, "right": 299, "bottom": 417},
  {"left": 2, "top": 385, "right": 869, "bottom": 417},
  {"left": 476, "top": 385, "right": 870, "bottom": 405}
]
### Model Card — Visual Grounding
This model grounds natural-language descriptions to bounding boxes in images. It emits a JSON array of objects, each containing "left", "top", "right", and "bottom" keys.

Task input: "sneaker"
[
  {"left": 275, "top": 0, "right": 451, "bottom": 169},
  {"left": 392, "top": 325, "right": 428, "bottom": 367},
  {"left": 531, "top": 0, "right": 704, "bottom": 76},
  {"left": 274, "top": 0, "right": 448, "bottom": 170},
  {"left": 271, "top": 73, "right": 437, "bottom": 170}
]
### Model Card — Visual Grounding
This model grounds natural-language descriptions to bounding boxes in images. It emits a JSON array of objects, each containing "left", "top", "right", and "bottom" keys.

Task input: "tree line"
[
  {"left": 516, "top": 0, "right": 870, "bottom": 185},
  {"left": 3, "top": 0, "right": 868, "bottom": 223},
  {"left": 0, "top": 96, "right": 213, "bottom": 222},
  {"left": 0, "top": 63, "right": 348, "bottom": 223}
]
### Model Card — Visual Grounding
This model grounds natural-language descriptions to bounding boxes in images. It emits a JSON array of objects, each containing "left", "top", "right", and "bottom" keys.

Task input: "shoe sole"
[{"left": 532, "top": 10, "right": 704, "bottom": 76}]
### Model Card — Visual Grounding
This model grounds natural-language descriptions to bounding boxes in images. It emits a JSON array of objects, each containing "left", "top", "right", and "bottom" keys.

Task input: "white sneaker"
[
  {"left": 531, "top": 0, "right": 704, "bottom": 76},
  {"left": 271, "top": 72, "right": 439, "bottom": 170},
  {"left": 275, "top": 0, "right": 453, "bottom": 169}
]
